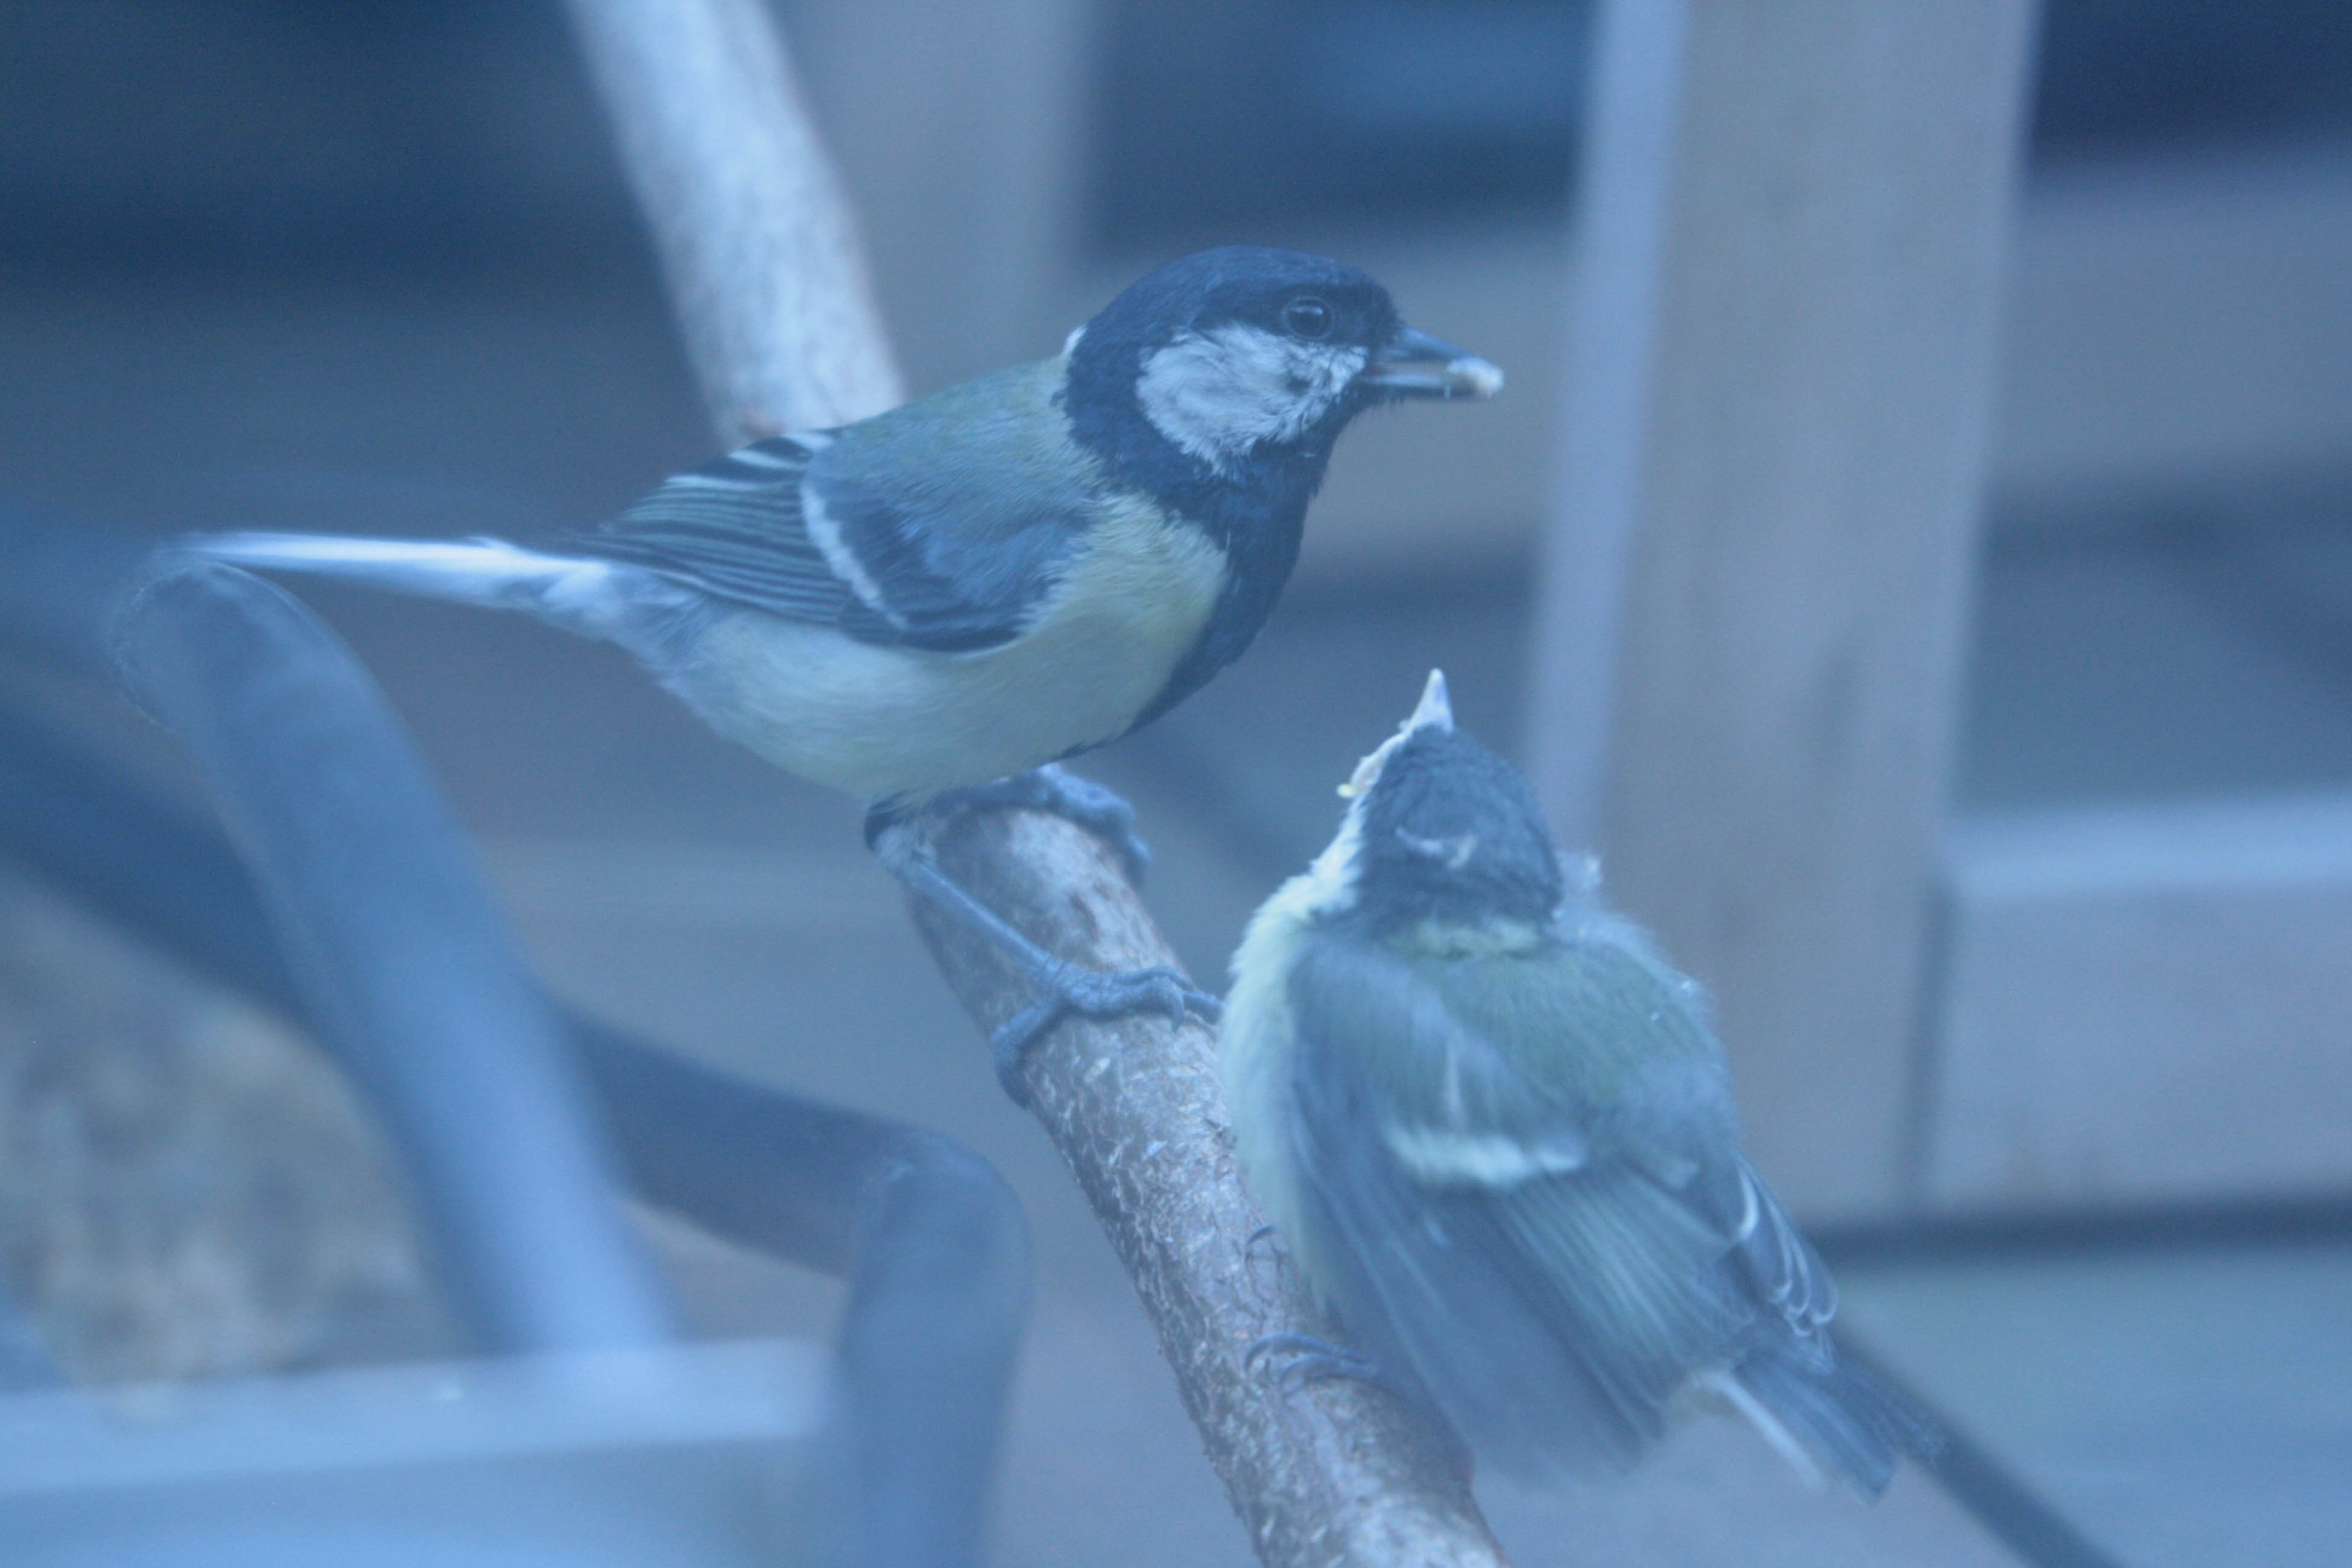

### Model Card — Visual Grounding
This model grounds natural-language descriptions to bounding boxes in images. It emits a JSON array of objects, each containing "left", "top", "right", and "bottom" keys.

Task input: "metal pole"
[
  {"left": 0, "top": 681, "right": 1027, "bottom": 1568},
  {"left": 109, "top": 557, "right": 675, "bottom": 1353}
]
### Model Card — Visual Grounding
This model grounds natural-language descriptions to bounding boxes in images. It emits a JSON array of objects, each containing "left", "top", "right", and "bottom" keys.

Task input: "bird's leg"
[
  {"left": 867, "top": 801, "right": 1219, "bottom": 1106},
  {"left": 1244, "top": 1331, "right": 1387, "bottom": 1394},
  {"left": 1247, "top": 1330, "right": 1477, "bottom": 1482},
  {"left": 932, "top": 763, "right": 1152, "bottom": 883},
  {"left": 1236, "top": 1224, "right": 1293, "bottom": 1298}
]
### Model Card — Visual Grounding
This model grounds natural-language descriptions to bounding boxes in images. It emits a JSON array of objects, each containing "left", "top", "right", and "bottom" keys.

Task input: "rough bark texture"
[
  {"left": 907, "top": 808, "right": 1508, "bottom": 1567},
  {"left": 566, "top": 2, "right": 1511, "bottom": 1556}
]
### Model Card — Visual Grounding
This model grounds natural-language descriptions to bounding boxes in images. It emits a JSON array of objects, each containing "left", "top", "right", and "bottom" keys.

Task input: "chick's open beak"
[{"left": 1356, "top": 325, "right": 1504, "bottom": 400}]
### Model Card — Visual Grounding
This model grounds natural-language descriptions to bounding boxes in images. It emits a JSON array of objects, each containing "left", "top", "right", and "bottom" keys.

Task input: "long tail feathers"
[
  {"left": 1733, "top": 1342, "right": 1943, "bottom": 1498},
  {"left": 184, "top": 531, "right": 678, "bottom": 649}
]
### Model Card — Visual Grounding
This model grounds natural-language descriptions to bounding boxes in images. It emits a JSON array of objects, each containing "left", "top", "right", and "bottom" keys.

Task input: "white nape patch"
[
  {"left": 797, "top": 479, "right": 900, "bottom": 627},
  {"left": 1063, "top": 324, "right": 1086, "bottom": 356},
  {"left": 1383, "top": 1124, "right": 1589, "bottom": 1187},
  {"left": 1137, "top": 325, "right": 1367, "bottom": 472}
]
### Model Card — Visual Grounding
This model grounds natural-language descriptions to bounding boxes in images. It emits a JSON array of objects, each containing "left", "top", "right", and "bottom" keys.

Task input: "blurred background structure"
[{"left": 2, "top": 1, "right": 2348, "bottom": 1564}]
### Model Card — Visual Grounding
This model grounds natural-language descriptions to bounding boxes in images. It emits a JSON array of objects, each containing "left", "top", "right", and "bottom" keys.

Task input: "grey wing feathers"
[
  {"left": 1284, "top": 933, "right": 1746, "bottom": 1478},
  {"left": 1285, "top": 1044, "right": 1684, "bottom": 1473},
  {"left": 561, "top": 437, "right": 857, "bottom": 626},
  {"left": 1731, "top": 1161, "right": 1838, "bottom": 1338},
  {"left": 569, "top": 428, "right": 1070, "bottom": 653},
  {"left": 1721, "top": 1163, "right": 1937, "bottom": 1496},
  {"left": 201, "top": 400, "right": 1090, "bottom": 658},
  {"left": 1284, "top": 930, "right": 1933, "bottom": 1491},
  {"left": 1734, "top": 1340, "right": 1942, "bottom": 1497}
]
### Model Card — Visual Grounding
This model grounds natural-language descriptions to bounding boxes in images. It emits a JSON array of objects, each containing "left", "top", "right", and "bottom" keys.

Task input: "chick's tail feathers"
[
  {"left": 1731, "top": 1339, "right": 1942, "bottom": 1499},
  {"left": 183, "top": 532, "right": 701, "bottom": 659}
]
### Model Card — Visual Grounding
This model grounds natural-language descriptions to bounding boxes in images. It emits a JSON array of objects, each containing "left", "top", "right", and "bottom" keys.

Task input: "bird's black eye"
[{"left": 1282, "top": 296, "right": 1334, "bottom": 340}]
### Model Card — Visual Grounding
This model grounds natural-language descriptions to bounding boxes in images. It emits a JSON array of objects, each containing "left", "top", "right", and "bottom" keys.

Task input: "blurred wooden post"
[{"left": 1526, "top": 0, "right": 2038, "bottom": 1218}]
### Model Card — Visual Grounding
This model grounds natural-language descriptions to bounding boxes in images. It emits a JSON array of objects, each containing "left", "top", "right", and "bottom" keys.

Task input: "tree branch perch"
[
  {"left": 907, "top": 808, "right": 1506, "bottom": 1566},
  {"left": 562, "top": 1, "right": 1509, "bottom": 1558}
]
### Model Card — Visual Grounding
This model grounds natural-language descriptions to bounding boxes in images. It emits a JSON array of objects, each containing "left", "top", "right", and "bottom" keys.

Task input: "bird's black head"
[
  {"left": 1340, "top": 672, "right": 1565, "bottom": 932},
  {"left": 1066, "top": 253, "right": 1499, "bottom": 742},
  {"left": 1063, "top": 246, "right": 1499, "bottom": 506}
]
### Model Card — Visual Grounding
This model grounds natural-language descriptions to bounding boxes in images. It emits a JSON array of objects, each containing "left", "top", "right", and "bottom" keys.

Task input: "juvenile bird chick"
[
  {"left": 190, "top": 247, "right": 1500, "bottom": 1073},
  {"left": 1222, "top": 672, "right": 1935, "bottom": 1493}
]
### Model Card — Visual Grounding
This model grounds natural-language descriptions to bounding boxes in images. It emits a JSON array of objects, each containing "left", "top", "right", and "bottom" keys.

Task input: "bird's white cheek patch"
[{"left": 1137, "top": 327, "right": 1367, "bottom": 471}]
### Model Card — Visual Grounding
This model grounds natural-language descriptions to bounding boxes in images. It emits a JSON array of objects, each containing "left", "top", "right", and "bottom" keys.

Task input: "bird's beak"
[
  {"left": 1341, "top": 670, "right": 1455, "bottom": 797},
  {"left": 1355, "top": 326, "right": 1504, "bottom": 400},
  {"left": 1405, "top": 668, "right": 1454, "bottom": 733}
]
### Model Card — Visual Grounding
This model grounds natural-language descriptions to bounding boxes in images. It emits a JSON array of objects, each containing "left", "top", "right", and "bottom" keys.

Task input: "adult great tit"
[
  {"left": 191, "top": 247, "right": 1500, "bottom": 1062},
  {"left": 1223, "top": 673, "right": 1935, "bottom": 1494}
]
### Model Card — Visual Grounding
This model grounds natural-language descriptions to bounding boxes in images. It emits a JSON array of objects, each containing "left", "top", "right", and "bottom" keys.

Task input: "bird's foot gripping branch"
[
  {"left": 869, "top": 768, "right": 1219, "bottom": 1103},
  {"left": 890, "top": 796, "right": 1509, "bottom": 1567},
  {"left": 934, "top": 765, "right": 1155, "bottom": 884}
]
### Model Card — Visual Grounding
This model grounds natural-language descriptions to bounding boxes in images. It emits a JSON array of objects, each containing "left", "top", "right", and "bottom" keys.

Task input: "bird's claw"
[
  {"left": 1244, "top": 1331, "right": 1382, "bottom": 1394},
  {"left": 989, "top": 961, "right": 1221, "bottom": 1103},
  {"left": 874, "top": 775, "right": 1210, "bottom": 1107},
  {"left": 944, "top": 765, "right": 1153, "bottom": 884}
]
